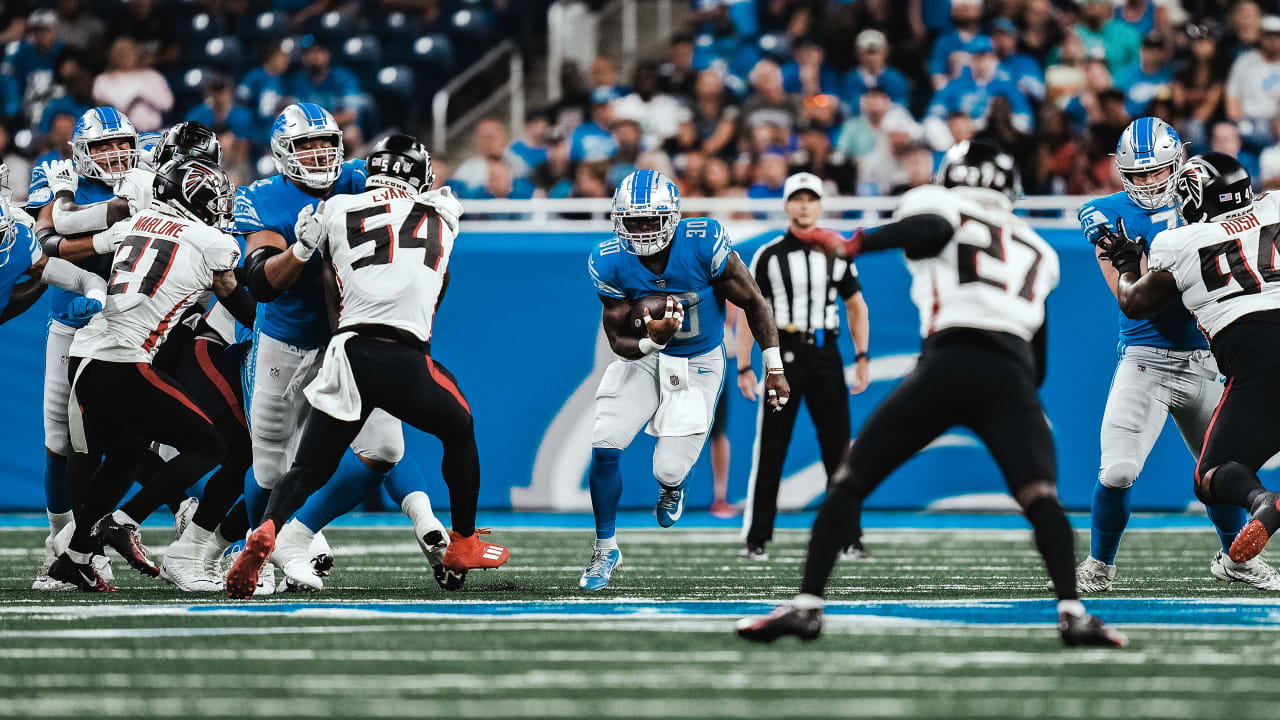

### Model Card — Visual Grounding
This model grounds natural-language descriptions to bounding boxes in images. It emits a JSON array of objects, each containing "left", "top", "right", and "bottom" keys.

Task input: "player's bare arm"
[
  {"left": 845, "top": 291, "right": 871, "bottom": 394},
  {"left": 713, "top": 252, "right": 789, "bottom": 409},
  {"left": 211, "top": 269, "right": 238, "bottom": 300},
  {"left": 735, "top": 304, "right": 759, "bottom": 401},
  {"left": 0, "top": 276, "right": 45, "bottom": 324},
  {"left": 599, "top": 294, "right": 681, "bottom": 361},
  {"left": 1116, "top": 269, "right": 1178, "bottom": 319}
]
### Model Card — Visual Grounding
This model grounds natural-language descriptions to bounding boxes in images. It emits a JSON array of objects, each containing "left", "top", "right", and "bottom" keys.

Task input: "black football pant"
[
  {"left": 744, "top": 332, "right": 856, "bottom": 547},
  {"left": 262, "top": 334, "right": 479, "bottom": 536},
  {"left": 65, "top": 358, "right": 227, "bottom": 556},
  {"left": 796, "top": 330, "right": 1079, "bottom": 601}
]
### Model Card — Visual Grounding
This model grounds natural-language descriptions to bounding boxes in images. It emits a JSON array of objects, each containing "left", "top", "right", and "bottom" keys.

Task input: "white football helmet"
[
  {"left": 71, "top": 106, "right": 141, "bottom": 184},
  {"left": 1115, "top": 116, "right": 1184, "bottom": 210},
  {"left": 612, "top": 169, "right": 681, "bottom": 256},
  {"left": 136, "top": 131, "right": 164, "bottom": 171},
  {"left": 270, "top": 102, "right": 344, "bottom": 190},
  {"left": 0, "top": 161, "right": 9, "bottom": 196},
  {"left": 0, "top": 196, "right": 17, "bottom": 268}
]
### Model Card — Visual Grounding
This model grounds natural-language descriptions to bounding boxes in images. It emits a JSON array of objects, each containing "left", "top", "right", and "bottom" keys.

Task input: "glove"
[
  {"left": 43, "top": 159, "right": 78, "bottom": 197},
  {"left": 114, "top": 171, "right": 148, "bottom": 216},
  {"left": 792, "top": 225, "right": 863, "bottom": 258},
  {"left": 292, "top": 200, "right": 326, "bottom": 261},
  {"left": 1093, "top": 217, "right": 1144, "bottom": 276},
  {"left": 67, "top": 296, "right": 102, "bottom": 320}
]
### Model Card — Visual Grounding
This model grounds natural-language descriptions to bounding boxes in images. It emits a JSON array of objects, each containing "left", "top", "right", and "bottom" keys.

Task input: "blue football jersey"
[
  {"left": 27, "top": 165, "right": 117, "bottom": 328},
  {"left": 234, "top": 159, "right": 367, "bottom": 348},
  {"left": 589, "top": 217, "right": 732, "bottom": 358},
  {"left": 1078, "top": 191, "right": 1208, "bottom": 352},
  {"left": 0, "top": 224, "right": 41, "bottom": 315}
]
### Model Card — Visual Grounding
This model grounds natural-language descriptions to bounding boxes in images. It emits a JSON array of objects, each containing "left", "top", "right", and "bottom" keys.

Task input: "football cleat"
[
  {"left": 579, "top": 547, "right": 622, "bottom": 591},
  {"left": 226, "top": 522, "right": 277, "bottom": 599},
  {"left": 92, "top": 553, "right": 113, "bottom": 583},
  {"left": 1211, "top": 550, "right": 1280, "bottom": 590},
  {"left": 173, "top": 497, "right": 198, "bottom": 541},
  {"left": 1047, "top": 556, "right": 1115, "bottom": 593},
  {"left": 840, "top": 539, "right": 871, "bottom": 561},
  {"left": 416, "top": 527, "right": 464, "bottom": 591},
  {"left": 310, "top": 530, "right": 334, "bottom": 577},
  {"left": 91, "top": 516, "right": 159, "bottom": 577},
  {"left": 223, "top": 541, "right": 275, "bottom": 595},
  {"left": 160, "top": 533, "right": 223, "bottom": 592},
  {"left": 32, "top": 533, "right": 75, "bottom": 591},
  {"left": 47, "top": 553, "right": 116, "bottom": 592},
  {"left": 442, "top": 528, "right": 510, "bottom": 572},
  {"left": 655, "top": 482, "right": 686, "bottom": 528},
  {"left": 1059, "top": 612, "right": 1127, "bottom": 647},
  {"left": 1230, "top": 492, "right": 1280, "bottom": 563},
  {"left": 735, "top": 605, "right": 823, "bottom": 643},
  {"left": 738, "top": 543, "right": 768, "bottom": 561},
  {"left": 273, "top": 522, "right": 322, "bottom": 592},
  {"left": 709, "top": 499, "right": 740, "bottom": 519}
]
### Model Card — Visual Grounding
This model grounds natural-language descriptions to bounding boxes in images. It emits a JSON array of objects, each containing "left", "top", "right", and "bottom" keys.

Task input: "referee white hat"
[{"left": 783, "top": 172, "right": 824, "bottom": 200}]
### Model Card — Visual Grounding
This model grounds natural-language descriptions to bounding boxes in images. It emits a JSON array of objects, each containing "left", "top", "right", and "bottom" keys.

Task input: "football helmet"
[
  {"left": 152, "top": 158, "right": 235, "bottom": 230},
  {"left": 935, "top": 140, "right": 1022, "bottom": 202},
  {"left": 1175, "top": 152, "right": 1253, "bottom": 224},
  {"left": 0, "top": 161, "right": 9, "bottom": 197},
  {"left": 136, "top": 131, "right": 164, "bottom": 170},
  {"left": 612, "top": 169, "right": 681, "bottom": 256},
  {"left": 365, "top": 133, "right": 434, "bottom": 194},
  {"left": 154, "top": 121, "right": 224, "bottom": 169},
  {"left": 71, "top": 106, "right": 140, "bottom": 184},
  {"left": 0, "top": 196, "right": 15, "bottom": 267},
  {"left": 270, "top": 102, "right": 344, "bottom": 190},
  {"left": 1115, "top": 117, "right": 1184, "bottom": 210}
]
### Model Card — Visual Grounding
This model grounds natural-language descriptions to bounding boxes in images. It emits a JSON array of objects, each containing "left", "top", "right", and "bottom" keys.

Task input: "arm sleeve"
[
  {"left": 52, "top": 199, "right": 112, "bottom": 235},
  {"left": 41, "top": 257, "right": 108, "bottom": 297},
  {"left": 835, "top": 260, "right": 860, "bottom": 298},
  {"left": 860, "top": 213, "right": 956, "bottom": 259}
]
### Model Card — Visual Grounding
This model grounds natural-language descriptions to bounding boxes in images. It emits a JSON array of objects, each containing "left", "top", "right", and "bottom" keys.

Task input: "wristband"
[
  {"left": 638, "top": 337, "right": 667, "bottom": 356},
  {"left": 85, "top": 287, "right": 106, "bottom": 306},
  {"left": 292, "top": 240, "right": 317, "bottom": 261},
  {"left": 738, "top": 365, "right": 753, "bottom": 376},
  {"left": 855, "top": 351, "right": 869, "bottom": 362},
  {"left": 762, "top": 346, "right": 783, "bottom": 373}
]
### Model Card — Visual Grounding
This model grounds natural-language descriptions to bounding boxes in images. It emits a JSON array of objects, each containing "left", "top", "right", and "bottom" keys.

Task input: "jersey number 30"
[
  {"left": 955, "top": 213, "right": 1043, "bottom": 301},
  {"left": 345, "top": 203, "right": 444, "bottom": 270}
]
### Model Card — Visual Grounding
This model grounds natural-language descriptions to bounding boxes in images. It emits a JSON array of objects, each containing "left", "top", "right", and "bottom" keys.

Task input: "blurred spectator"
[
  {"left": 747, "top": 151, "right": 789, "bottom": 200},
  {"left": 1116, "top": 33, "right": 1173, "bottom": 118},
  {"left": 91, "top": 37, "right": 173, "bottom": 131},
  {"left": 1174, "top": 21, "right": 1225, "bottom": 148},
  {"left": 0, "top": 3, "right": 27, "bottom": 45},
  {"left": 531, "top": 129, "right": 573, "bottom": 198},
  {"left": 930, "top": 0, "right": 985, "bottom": 89},
  {"left": 570, "top": 88, "right": 620, "bottom": 163},
  {"left": 185, "top": 75, "right": 256, "bottom": 144},
  {"left": 1072, "top": 0, "right": 1142, "bottom": 75},
  {"left": 590, "top": 56, "right": 628, "bottom": 97},
  {"left": 992, "top": 18, "right": 1045, "bottom": 103},
  {"left": 108, "top": 0, "right": 177, "bottom": 68},
  {"left": 672, "top": 150, "right": 707, "bottom": 197},
  {"left": 781, "top": 38, "right": 841, "bottom": 97},
  {"left": 858, "top": 111, "right": 923, "bottom": 194},
  {"left": 1019, "top": 0, "right": 1066, "bottom": 64},
  {"left": 788, "top": 120, "right": 856, "bottom": 195},
  {"left": 691, "top": 71, "right": 739, "bottom": 159},
  {"left": 52, "top": 0, "right": 105, "bottom": 54},
  {"left": 214, "top": 123, "right": 252, "bottom": 189},
  {"left": 1045, "top": 32, "right": 1088, "bottom": 107},
  {"left": 37, "top": 51, "right": 93, "bottom": 136},
  {"left": 758, "top": 0, "right": 810, "bottom": 39},
  {"left": 1223, "top": 0, "right": 1262, "bottom": 61},
  {"left": 888, "top": 141, "right": 936, "bottom": 194},
  {"left": 635, "top": 149, "right": 676, "bottom": 180},
  {"left": 976, "top": 95, "right": 1036, "bottom": 180},
  {"left": 469, "top": 157, "right": 535, "bottom": 201},
  {"left": 4, "top": 10, "right": 62, "bottom": 104},
  {"left": 1087, "top": 87, "right": 1132, "bottom": 157},
  {"left": 289, "top": 40, "right": 363, "bottom": 129},
  {"left": 662, "top": 119, "right": 701, "bottom": 157},
  {"left": 926, "top": 37, "right": 1033, "bottom": 144},
  {"left": 613, "top": 61, "right": 688, "bottom": 146},
  {"left": 607, "top": 117, "right": 643, "bottom": 188},
  {"left": 1225, "top": 15, "right": 1280, "bottom": 150},
  {"left": 1029, "top": 104, "right": 1079, "bottom": 194},
  {"left": 32, "top": 110, "right": 75, "bottom": 179},
  {"left": 836, "top": 88, "right": 920, "bottom": 159},
  {"left": 843, "top": 30, "right": 910, "bottom": 109},
  {"left": 659, "top": 34, "right": 697, "bottom": 99},
  {"left": 1113, "top": 0, "right": 1172, "bottom": 38},
  {"left": 1210, "top": 120, "right": 1261, "bottom": 183},
  {"left": 947, "top": 111, "right": 976, "bottom": 144},
  {"left": 0, "top": 125, "right": 30, "bottom": 202},
  {"left": 562, "top": 159, "right": 611, "bottom": 220},
  {"left": 1064, "top": 50, "right": 1115, "bottom": 134},
  {"left": 510, "top": 108, "right": 551, "bottom": 172},
  {"left": 237, "top": 41, "right": 292, "bottom": 146},
  {"left": 699, "top": 156, "right": 740, "bottom": 200},
  {"left": 453, "top": 117, "right": 532, "bottom": 194},
  {"left": 740, "top": 60, "right": 801, "bottom": 143},
  {"left": 1257, "top": 116, "right": 1280, "bottom": 189}
]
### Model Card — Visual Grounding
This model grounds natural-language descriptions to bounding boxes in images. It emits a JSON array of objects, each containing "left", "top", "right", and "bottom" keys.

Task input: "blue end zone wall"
[{"left": 0, "top": 228, "right": 1230, "bottom": 512}]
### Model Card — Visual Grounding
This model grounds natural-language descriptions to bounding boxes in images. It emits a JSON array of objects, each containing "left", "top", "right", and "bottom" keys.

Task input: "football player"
[
  {"left": 581, "top": 169, "right": 789, "bottom": 591},
  {"left": 226, "top": 134, "right": 510, "bottom": 599},
  {"left": 1073, "top": 117, "right": 1276, "bottom": 592},
  {"left": 48, "top": 157, "right": 243, "bottom": 591},
  {"left": 736, "top": 141, "right": 1125, "bottom": 647},
  {"left": 236, "top": 103, "right": 445, "bottom": 593},
  {"left": 0, "top": 194, "right": 106, "bottom": 326},
  {"left": 1108, "top": 153, "right": 1280, "bottom": 565}
]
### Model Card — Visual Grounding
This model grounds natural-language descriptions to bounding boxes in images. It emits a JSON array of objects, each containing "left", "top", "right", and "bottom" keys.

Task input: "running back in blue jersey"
[
  {"left": 1078, "top": 191, "right": 1208, "bottom": 351},
  {"left": 589, "top": 216, "right": 732, "bottom": 358},
  {"left": 0, "top": 223, "right": 41, "bottom": 314},
  {"left": 27, "top": 166, "right": 116, "bottom": 329},
  {"left": 234, "top": 158, "right": 366, "bottom": 348}
]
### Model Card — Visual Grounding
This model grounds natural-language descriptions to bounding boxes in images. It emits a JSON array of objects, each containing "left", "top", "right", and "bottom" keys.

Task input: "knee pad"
[
  {"left": 1099, "top": 461, "right": 1139, "bottom": 490},
  {"left": 351, "top": 413, "right": 405, "bottom": 465},
  {"left": 652, "top": 452, "right": 693, "bottom": 488},
  {"left": 251, "top": 443, "right": 289, "bottom": 489}
]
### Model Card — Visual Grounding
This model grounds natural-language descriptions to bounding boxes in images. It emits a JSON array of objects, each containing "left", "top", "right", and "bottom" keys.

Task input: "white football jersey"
[
  {"left": 896, "top": 184, "right": 1060, "bottom": 342},
  {"left": 318, "top": 185, "right": 462, "bottom": 342},
  {"left": 114, "top": 167, "right": 155, "bottom": 214},
  {"left": 70, "top": 208, "right": 241, "bottom": 363},
  {"left": 1147, "top": 192, "right": 1280, "bottom": 339}
]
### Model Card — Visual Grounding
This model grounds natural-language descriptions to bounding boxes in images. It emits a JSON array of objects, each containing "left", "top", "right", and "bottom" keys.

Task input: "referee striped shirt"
[{"left": 749, "top": 231, "right": 861, "bottom": 333}]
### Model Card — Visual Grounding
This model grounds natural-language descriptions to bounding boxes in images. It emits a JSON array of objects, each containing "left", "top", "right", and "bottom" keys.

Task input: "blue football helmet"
[
  {"left": 0, "top": 197, "right": 17, "bottom": 268},
  {"left": 1115, "top": 116, "right": 1183, "bottom": 210},
  {"left": 270, "top": 102, "right": 344, "bottom": 190},
  {"left": 612, "top": 169, "right": 681, "bottom": 256},
  {"left": 71, "top": 106, "right": 140, "bottom": 184}
]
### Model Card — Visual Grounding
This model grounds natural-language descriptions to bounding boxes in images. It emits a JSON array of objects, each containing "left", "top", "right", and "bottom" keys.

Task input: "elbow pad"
[
  {"left": 245, "top": 245, "right": 285, "bottom": 302},
  {"left": 36, "top": 227, "right": 65, "bottom": 258}
]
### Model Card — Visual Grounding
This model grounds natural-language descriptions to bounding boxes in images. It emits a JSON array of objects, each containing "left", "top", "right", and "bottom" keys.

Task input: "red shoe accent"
[
  {"left": 1230, "top": 519, "right": 1271, "bottom": 563},
  {"left": 442, "top": 528, "right": 510, "bottom": 571},
  {"left": 709, "top": 500, "right": 740, "bottom": 519},
  {"left": 226, "top": 522, "right": 277, "bottom": 600}
]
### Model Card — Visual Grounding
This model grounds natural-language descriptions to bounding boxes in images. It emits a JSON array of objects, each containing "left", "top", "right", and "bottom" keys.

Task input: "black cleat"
[
  {"left": 91, "top": 516, "right": 160, "bottom": 577},
  {"left": 311, "top": 553, "right": 335, "bottom": 577},
  {"left": 840, "top": 539, "right": 871, "bottom": 560},
  {"left": 1060, "top": 612, "right": 1127, "bottom": 648},
  {"left": 433, "top": 564, "right": 467, "bottom": 591},
  {"left": 736, "top": 605, "right": 823, "bottom": 643},
  {"left": 48, "top": 553, "right": 117, "bottom": 592}
]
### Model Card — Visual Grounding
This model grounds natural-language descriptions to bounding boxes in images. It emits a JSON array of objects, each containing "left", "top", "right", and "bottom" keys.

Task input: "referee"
[{"left": 736, "top": 173, "right": 870, "bottom": 561}]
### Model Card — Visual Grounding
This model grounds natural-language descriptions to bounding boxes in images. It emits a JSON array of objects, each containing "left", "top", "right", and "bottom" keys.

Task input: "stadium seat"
[
  {"left": 757, "top": 34, "right": 790, "bottom": 63},
  {"left": 341, "top": 35, "right": 384, "bottom": 74},
  {"left": 449, "top": 8, "right": 495, "bottom": 44},
  {"left": 370, "top": 65, "right": 416, "bottom": 130},
  {"left": 408, "top": 34, "right": 455, "bottom": 81},
  {"left": 201, "top": 36, "right": 244, "bottom": 74},
  {"left": 169, "top": 66, "right": 215, "bottom": 114},
  {"left": 251, "top": 11, "right": 290, "bottom": 38}
]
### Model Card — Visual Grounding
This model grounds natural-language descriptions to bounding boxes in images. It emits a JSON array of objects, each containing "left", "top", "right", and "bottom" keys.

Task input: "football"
[{"left": 627, "top": 295, "right": 676, "bottom": 337}]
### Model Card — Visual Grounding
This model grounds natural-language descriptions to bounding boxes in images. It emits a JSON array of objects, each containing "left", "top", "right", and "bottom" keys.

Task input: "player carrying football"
[{"left": 580, "top": 168, "right": 789, "bottom": 590}]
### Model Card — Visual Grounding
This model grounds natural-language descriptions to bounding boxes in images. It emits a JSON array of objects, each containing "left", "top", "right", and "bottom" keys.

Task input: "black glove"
[{"left": 1094, "top": 217, "right": 1144, "bottom": 277}]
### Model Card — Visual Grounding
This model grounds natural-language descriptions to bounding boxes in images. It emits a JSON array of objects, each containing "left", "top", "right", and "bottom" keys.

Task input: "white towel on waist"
[
  {"left": 67, "top": 360, "right": 91, "bottom": 454},
  {"left": 304, "top": 331, "right": 362, "bottom": 421},
  {"left": 645, "top": 354, "right": 708, "bottom": 437}
]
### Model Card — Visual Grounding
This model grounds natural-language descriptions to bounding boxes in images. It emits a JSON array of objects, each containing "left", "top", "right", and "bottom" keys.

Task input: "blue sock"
[
  {"left": 1206, "top": 503, "right": 1248, "bottom": 554},
  {"left": 295, "top": 450, "right": 386, "bottom": 531},
  {"left": 589, "top": 447, "right": 624, "bottom": 540},
  {"left": 244, "top": 470, "right": 270, "bottom": 526},
  {"left": 382, "top": 456, "right": 427, "bottom": 507},
  {"left": 1090, "top": 482, "right": 1131, "bottom": 565},
  {"left": 43, "top": 454, "right": 70, "bottom": 515}
]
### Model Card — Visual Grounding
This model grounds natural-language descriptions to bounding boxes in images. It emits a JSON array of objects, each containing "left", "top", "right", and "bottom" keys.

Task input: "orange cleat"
[
  {"left": 442, "top": 528, "right": 510, "bottom": 571},
  {"left": 226, "top": 521, "right": 277, "bottom": 600}
]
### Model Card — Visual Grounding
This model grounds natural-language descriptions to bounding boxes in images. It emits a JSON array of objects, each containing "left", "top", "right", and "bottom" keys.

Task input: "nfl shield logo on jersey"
[
  {"left": 669, "top": 374, "right": 679, "bottom": 387},
  {"left": 656, "top": 279, "right": 666, "bottom": 288}
]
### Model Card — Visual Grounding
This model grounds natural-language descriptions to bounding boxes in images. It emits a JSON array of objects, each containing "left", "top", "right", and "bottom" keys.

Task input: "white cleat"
[
  {"left": 225, "top": 540, "right": 277, "bottom": 595},
  {"left": 274, "top": 522, "right": 322, "bottom": 592},
  {"left": 1211, "top": 550, "right": 1280, "bottom": 591},
  {"left": 33, "top": 533, "right": 75, "bottom": 591},
  {"left": 309, "top": 530, "right": 334, "bottom": 577},
  {"left": 160, "top": 530, "right": 224, "bottom": 592},
  {"left": 1046, "top": 556, "right": 1114, "bottom": 593},
  {"left": 173, "top": 497, "right": 198, "bottom": 541}
]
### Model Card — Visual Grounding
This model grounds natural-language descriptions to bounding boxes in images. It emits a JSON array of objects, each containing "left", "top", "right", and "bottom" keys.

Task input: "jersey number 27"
[{"left": 955, "top": 213, "right": 1043, "bottom": 301}]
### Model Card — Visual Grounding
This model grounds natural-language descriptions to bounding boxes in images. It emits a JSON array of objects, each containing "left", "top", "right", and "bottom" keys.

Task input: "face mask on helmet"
[
  {"left": 1116, "top": 118, "right": 1184, "bottom": 210},
  {"left": 154, "top": 160, "right": 235, "bottom": 230},
  {"left": 612, "top": 170, "right": 681, "bottom": 256},
  {"left": 271, "top": 104, "right": 345, "bottom": 190},
  {"left": 0, "top": 200, "right": 16, "bottom": 268},
  {"left": 72, "top": 108, "right": 141, "bottom": 184}
]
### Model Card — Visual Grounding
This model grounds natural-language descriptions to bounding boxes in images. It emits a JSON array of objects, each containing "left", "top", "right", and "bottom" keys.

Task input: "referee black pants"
[{"left": 745, "top": 332, "right": 854, "bottom": 547}]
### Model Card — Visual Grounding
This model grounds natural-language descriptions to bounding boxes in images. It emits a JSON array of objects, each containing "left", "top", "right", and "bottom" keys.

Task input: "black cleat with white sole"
[
  {"left": 1060, "top": 612, "right": 1127, "bottom": 648},
  {"left": 48, "top": 553, "right": 116, "bottom": 592},
  {"left": 735, "top": 605, "right": 822, "bottom": 643},
  {"left": 91, "top": 516, "right": 160, "bottom": 577}
]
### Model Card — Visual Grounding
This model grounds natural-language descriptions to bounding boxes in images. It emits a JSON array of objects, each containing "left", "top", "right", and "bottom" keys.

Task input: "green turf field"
[{"left": 2, "top": 524, "right": 1279, "bottom": 719}]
